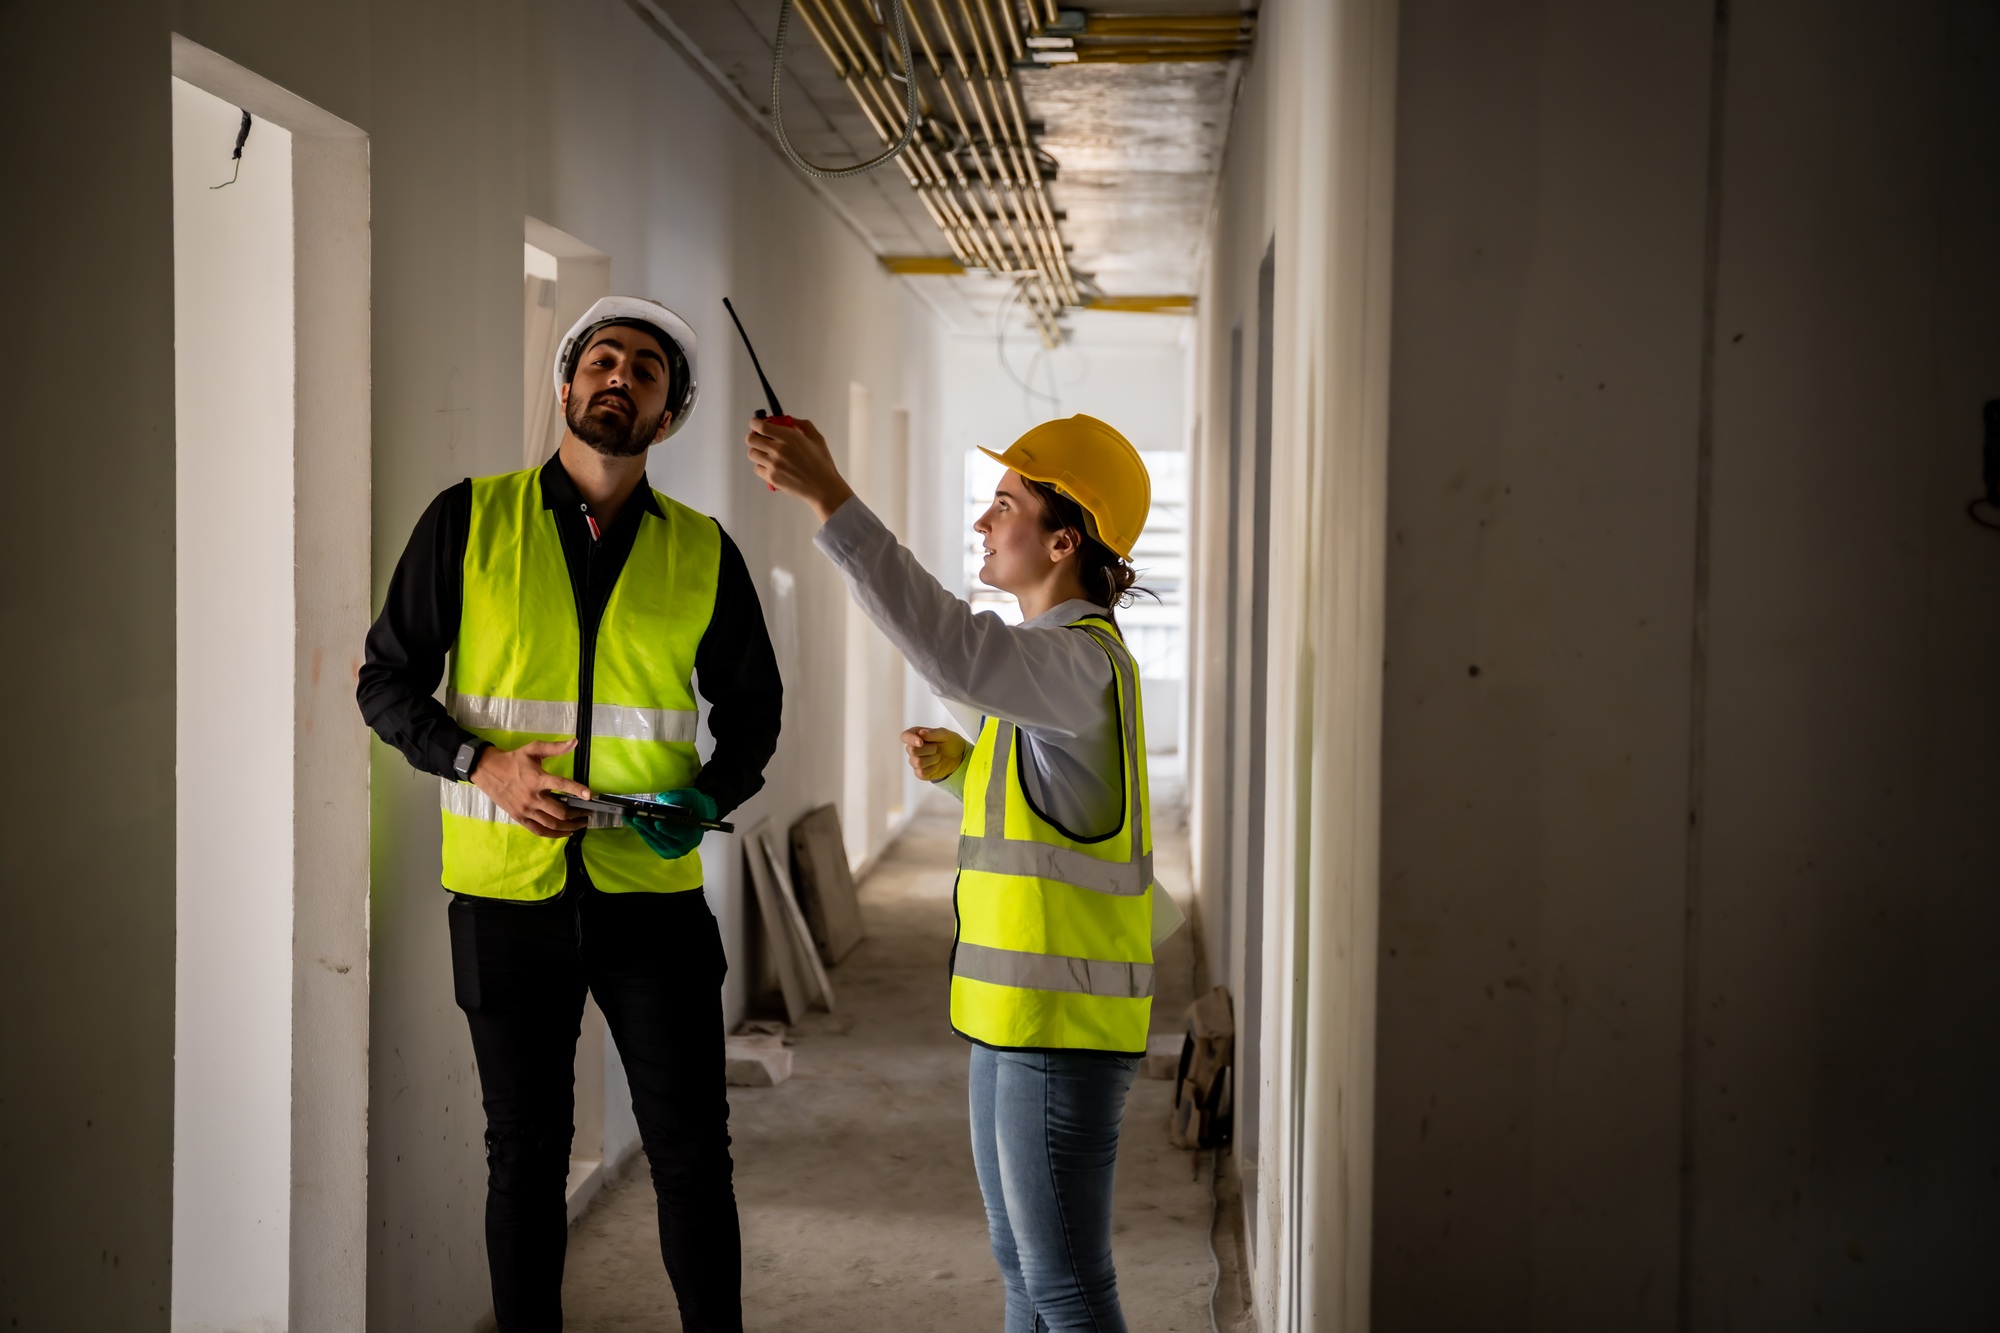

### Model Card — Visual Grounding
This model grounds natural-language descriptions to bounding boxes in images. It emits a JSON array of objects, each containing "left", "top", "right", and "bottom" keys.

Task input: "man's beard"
[{"left": 566, "top": 389, "right": 667, "bottom": 458}]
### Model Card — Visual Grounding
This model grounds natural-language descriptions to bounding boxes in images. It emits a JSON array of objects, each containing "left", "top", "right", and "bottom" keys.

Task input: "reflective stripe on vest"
[
  {"left": 949, "top": 617, "right": 1155, "bottom": 1055},
  {"left": 438, "top": 468, "right": 720, "bottom": 901},
  {"left": 438, "top": 776, "right": 624, "bottom": 828},
  {"left": 954, "top": 832, "right": 1153, "bottom": 896},
  {"left": 953, "top": 941, "right": 1155, "bottom": 999},
  {"left": 450, "top": 692, "right": 699, "bottom": 744}
]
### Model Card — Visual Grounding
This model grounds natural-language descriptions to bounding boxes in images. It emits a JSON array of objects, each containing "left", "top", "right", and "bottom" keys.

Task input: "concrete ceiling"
[{"left": 626, "top": 0, "right": 1247, "bottom": 344}]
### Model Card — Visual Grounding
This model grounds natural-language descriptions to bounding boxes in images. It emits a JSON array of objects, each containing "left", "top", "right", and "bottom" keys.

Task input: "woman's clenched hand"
[{"left": 901, "top": 726, "right": 968, "bottom": 783}]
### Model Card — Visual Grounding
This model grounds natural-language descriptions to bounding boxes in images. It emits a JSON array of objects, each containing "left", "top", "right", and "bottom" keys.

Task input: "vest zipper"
[
  {"left": 569, "top": 502, "right": 600, "bottom": 923},
  {"left": 576, "top": 503, "right": 598, "bottom": 788}
]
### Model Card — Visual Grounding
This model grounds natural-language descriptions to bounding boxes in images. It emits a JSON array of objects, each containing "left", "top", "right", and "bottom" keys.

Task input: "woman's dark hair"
[{"left": 1021, "top": 476, "right": 1155, "bottom": 614}]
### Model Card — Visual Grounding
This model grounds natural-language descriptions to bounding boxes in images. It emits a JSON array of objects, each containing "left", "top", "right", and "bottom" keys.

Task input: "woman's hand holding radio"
[{"left": 745, "top": 415, "right": 855, "bottom": 524}]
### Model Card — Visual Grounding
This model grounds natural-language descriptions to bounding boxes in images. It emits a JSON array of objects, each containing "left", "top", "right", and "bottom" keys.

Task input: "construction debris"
[
  {"left": 743, "top": 819, "right": 811, "bottom": 1024},
  {"left": 725, "top": 1031, "right": 793, "bottom": 1087},
  {"left": 742, "top": 818, "right": 837, "bottom": 1023},
  {"left": 760, "top": 830, "right": 836, "bottom": 1012},
  {"left": 1169, "top": 986, "right": 1235, "bottom": 1150},
  {"left": 789, "top": 804, "right": 866, "bottom": 965}
]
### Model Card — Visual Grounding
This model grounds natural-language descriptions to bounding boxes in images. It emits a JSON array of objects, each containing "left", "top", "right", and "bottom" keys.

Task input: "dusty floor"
[{"left": 562, "top": 796, "right": 1216, "bottom": 1332}]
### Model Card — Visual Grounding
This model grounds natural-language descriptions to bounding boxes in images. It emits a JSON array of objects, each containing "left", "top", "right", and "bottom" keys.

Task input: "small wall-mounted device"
[
  {"left": 1984, "top": 400, "right": 2000, "bottom": 505},
  {"left": 1974, "top": 400, "right": 2000, "bottom": 532}
]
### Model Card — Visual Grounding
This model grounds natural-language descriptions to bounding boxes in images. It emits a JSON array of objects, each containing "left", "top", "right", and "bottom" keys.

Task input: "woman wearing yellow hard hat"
[{"left": 747, "top": 410, "right": 1177, "bottom": 1333}]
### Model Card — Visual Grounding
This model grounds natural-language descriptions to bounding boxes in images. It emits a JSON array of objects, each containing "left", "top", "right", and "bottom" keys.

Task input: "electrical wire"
[
  {"left": 995, "top": 275, "right": 1062, "bottom": 410},
  {"left": 1969, "top": 498, "right": 2000, "bottom": 532},
  {"left": 772, "top": 0, "right": 920, "bottom": 179},
  {"left": 211, "top": 109, "right": 252, "bottom": 189},
  {"left": 1021, "top": 347, "right": 1045, "bottom": 424},
  {"left": 1020, "top": 345, "right": 1068, "bottom": 424}
]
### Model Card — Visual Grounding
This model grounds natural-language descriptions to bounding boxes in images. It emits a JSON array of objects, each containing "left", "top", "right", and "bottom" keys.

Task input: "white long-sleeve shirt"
[{"left": 813, "top": 495, "right": 1124, "bottom": 837}]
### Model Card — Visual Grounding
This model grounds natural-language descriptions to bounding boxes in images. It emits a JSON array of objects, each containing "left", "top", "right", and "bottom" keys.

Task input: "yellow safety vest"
[
  {"left": 950, "top": 615, "right": 1156, "bottom": 1055},
  {"left": 439, "top": 467, "right": 719, "bottom": 900}
]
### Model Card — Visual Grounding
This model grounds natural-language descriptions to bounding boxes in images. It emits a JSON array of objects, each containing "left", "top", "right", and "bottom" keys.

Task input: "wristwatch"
[{"left": 453, "top": 739, "right": 491, "bottom": 782}]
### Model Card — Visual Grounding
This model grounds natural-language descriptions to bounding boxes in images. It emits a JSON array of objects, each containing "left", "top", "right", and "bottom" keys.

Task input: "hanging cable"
[
  {"left": 772, "top": 0, "right": 920, "bottom": 179},
  {"left": 996, "top": 276, "right": 1062, "bottom": 406},
  {"left": 210, "top": 109, "right": 252, "bottom": 189}
]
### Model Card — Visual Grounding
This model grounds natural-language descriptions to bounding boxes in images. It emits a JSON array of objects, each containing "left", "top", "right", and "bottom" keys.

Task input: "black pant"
[{"left": 448, "top": 883, "right": 741, "bottom": 1333}]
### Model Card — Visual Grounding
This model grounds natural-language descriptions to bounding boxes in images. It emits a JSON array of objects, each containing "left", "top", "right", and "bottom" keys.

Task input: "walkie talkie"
[{"left": 723, "top": 297, "right": 795, "bottom": 491}]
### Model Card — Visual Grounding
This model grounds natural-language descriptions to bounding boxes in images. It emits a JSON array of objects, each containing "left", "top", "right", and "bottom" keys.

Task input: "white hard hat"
[{"left": 554, "top": 296, "right": 701, "bottom": 439}]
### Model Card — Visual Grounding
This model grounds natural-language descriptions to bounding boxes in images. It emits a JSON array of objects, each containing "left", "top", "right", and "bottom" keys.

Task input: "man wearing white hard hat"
[{"left": 359, "top": 297, "right": 779, "bottom": 1331}]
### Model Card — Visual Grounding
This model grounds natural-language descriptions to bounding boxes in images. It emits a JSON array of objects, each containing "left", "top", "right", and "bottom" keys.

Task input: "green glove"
[{"left": 627, "top": 787, "right": 718, "bottom": 861}]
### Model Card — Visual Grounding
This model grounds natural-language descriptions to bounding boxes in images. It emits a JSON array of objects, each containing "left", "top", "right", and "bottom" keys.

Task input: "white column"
[
  {"left": 170, "top": 38, "right": 372, "bottom": 1332},
  {"left": 172, "top": 75, "right": 298, "bottom": 1332}
]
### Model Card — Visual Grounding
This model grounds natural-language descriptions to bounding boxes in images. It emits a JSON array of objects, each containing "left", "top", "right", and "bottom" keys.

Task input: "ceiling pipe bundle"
[
  {"left": 787, "top": 0, "right": 979, "bottom": 273},
  {"left": 773, "top": 2, "right": 1253, "bottom": 343},
  {"left": 787, "top": 0, "right": 1090, "bottom": 344}
]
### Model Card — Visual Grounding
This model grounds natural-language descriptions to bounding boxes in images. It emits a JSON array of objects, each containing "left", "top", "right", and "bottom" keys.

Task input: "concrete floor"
[{"left": 562, "top": 793, "right": 1216, "bottom": 1331}]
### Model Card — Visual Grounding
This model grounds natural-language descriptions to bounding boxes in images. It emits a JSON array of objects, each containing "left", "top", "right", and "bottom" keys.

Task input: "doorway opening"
[
  {"left": 522, "top": 218, "right": 611, "bottom": 468},
  {"left": 842, "top": 386, "right": 915, "bottom": 875},
  {"left": 169, "top": 35, "right": 370, "bottom": 1329}
]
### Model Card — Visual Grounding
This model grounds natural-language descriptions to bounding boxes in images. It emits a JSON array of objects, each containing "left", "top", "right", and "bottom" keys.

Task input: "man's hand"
[
  {"left": 469, "top": 738, "right": 591, "bottom": 838},
  {"left": 901, "top": 726, "right": 968, "bottom": 782},
  {"left": 745, "top": 415, "right": 855, "bottom": 524}
]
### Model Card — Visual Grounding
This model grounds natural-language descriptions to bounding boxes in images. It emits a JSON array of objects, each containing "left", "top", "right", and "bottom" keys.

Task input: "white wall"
[
  {"left": 167, "top": 40, "right": 375, "bottom": 1329},
  {"left": 938, "top": 327, "right": 1190, "bottom": 459},
  {"left": 841, "top": 386, "right": 920, "bottom": 872},
  {"left": 1682, "top": 2, "right": 2000, "bottom": 1323},
  {"left": 1370, "top": 2, "right": 1714, "bottom": 1323},
  {"left": 171, "top": 77, "right": 296, "bottom": 1333},
  {"left": 1186, "top": 0, "right": 1400, "bottom": 1328},
  {"left": 1371, "top": 0, "right": 2000, "bottom": 1327}
]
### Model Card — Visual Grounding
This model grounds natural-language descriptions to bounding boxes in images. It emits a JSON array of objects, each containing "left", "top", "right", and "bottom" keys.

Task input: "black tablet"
[{"left": 555, "top": 792, "right": 734, "bottom": 833}]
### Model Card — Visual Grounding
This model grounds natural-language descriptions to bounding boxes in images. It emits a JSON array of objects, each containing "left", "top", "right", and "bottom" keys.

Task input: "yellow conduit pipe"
[
  {"left": 904, "top": 0, "right": 1035, "bottom": 275},
  {"left": 935, "top": 0, "right": 1046, "bottom": 281},
  {"left": 790, "top": 0, "right": 1086, "bottom": 343},
  {"left": 971, "top": 0, "right": 1079, "bottom": 305},
  {"left": 802, "top": 0, "right": 991, "bottom": 269},
  {"left": 957, "top": 0, "right": 1064, "bottom": 293}
]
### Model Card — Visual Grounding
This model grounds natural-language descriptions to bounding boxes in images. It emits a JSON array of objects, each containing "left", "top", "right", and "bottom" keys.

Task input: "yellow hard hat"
[{"left": 979, "top": 414, "right": 1151, "bottom": 558}]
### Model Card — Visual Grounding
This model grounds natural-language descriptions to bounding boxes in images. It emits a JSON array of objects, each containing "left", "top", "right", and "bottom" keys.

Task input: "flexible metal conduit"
[{"left": 772, "top": 0, "right": 919, "bottom": 177}]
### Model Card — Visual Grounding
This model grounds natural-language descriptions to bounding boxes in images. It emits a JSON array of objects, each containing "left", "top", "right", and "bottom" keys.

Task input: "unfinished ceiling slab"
[{"left": 629, "top": 0, "right": 1250, "bottom": 345}]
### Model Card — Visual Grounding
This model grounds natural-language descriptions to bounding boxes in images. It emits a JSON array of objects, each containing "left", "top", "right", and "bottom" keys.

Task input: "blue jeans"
[{"left": 967, "top": 1045, "right": 1140, "bottom": 1333}]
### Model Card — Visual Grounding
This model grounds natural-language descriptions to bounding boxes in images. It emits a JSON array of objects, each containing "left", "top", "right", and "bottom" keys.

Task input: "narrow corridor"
[{"left": 561, "top": 795, "right": 1214, "bottom": 1332}]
